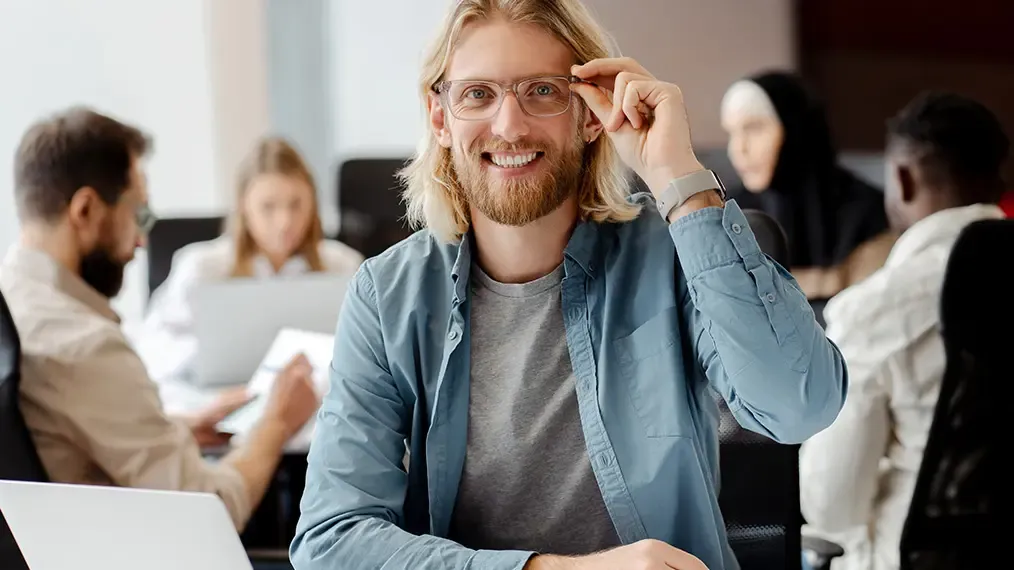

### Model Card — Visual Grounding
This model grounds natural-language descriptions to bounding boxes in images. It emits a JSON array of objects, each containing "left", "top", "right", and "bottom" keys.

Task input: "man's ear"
[
  {"left": 66, "top": 187, "right": 99, "bottom": 228},
  {"left": 66, "top": 187, "right": 104, "bottom": 246},
  {"left": 428, "top": 92, "right": 452, "bottom": 148},
  {"left": 581, "top": 101, "right": 604, "bottom": 144},
  {"left": 897, "top": 164, "right": 916, "bottom": 204}
]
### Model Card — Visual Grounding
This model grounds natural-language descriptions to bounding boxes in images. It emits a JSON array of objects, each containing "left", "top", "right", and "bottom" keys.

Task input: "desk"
[{"left": 158, "top": 375, "right": 311, "bottom": 552}]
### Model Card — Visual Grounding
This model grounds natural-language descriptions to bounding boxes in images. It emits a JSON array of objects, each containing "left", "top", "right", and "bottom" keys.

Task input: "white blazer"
[{"left": 134, "top": 236, "right": 364, "bottom": 380}]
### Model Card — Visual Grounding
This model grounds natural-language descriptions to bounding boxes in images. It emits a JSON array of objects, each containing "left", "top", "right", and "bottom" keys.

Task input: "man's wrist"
[
  {"left": 666, "top": 189, "right": 725, "bottom": 223},
  {"left": 645, "top": 158, "right": 706, "bottom": 198},
  {"left": 253, "top": 415, "right": 292, "bottom": 445}
]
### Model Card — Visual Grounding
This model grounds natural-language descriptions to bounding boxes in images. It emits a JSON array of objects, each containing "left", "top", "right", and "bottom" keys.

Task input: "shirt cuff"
[
  {"left": 668, "top": 199, "right": 762, "bottom": 280},
  {"left": 468, "top": 549, "right": 536, "bottom": 570}
]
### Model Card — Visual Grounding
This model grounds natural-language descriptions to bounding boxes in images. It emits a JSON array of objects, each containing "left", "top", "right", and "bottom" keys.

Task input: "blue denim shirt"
[{"left": 291, "top": 201, "right": 847, "bottom": 570}]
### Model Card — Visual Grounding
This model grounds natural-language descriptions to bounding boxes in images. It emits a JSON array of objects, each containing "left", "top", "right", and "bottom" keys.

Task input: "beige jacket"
[{"left": 0, "top": 245, "right": 251, "bottom": 529}]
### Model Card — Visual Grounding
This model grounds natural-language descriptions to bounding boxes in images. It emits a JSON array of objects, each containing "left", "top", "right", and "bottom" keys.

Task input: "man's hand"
[
  {"left": 260, "top": 353, "right": 321, "bottom": 440},
  {"left": 184, "top": 386, "right": 252, "bottom": 449},
  {"left": 570, "top": 58, "right": 717, "bottom": 210},
  {"left": 526, "top": 539, "right": 709, "bottom": 570}
]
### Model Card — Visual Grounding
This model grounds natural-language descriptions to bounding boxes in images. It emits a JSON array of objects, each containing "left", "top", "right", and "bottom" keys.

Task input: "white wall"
[
  {"left": 0, "top": 0, "right": 270, "bottom": 324},
  {"left": 326, "top": 0, "right": 794, "bottom": 156},
  {"left": 327, "top": 0, "right": 455, "bottom": 158},
  {"left": 583, "top": 0, "right": 796, "bottom": 148}
]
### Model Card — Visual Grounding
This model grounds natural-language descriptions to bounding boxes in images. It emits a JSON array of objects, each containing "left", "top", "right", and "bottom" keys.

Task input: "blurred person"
[
  {"left": 290, "top": 1, "right": 846, "bottom": 569},
  {"left": 0, "top": 107, "right": 321, "bottom": 531},
  {"left": 799, "top": 92, "right": 1009, "bottom": 570},
  {"left": 136, "top": 137, "right": 363, "bottom": 378},
  {"left": 721, "top": 71, "right": 894, "bottom": 299}
]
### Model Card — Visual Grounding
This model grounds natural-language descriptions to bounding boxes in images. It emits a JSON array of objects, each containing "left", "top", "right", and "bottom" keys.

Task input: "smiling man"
[{"left": 291, "top": 1, "right": 847, "bottom": 569}]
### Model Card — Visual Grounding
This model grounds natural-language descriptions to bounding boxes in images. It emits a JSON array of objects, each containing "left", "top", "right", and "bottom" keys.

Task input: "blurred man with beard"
[
  {"left": 0, "top": 107, "right": 320, "bottom": 531},
  {"left": 291, "top": 2, "right": 847, "bottom": 569}
]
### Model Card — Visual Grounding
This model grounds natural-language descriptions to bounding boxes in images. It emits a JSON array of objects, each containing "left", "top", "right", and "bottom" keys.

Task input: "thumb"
[{"left": 570, "top": 82, "right": 612, "bottom": 123}]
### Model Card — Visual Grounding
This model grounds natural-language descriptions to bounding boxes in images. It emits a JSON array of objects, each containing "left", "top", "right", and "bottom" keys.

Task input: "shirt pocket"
[{"left": 613, "top": 306, "right": 691, "bottom": 438}]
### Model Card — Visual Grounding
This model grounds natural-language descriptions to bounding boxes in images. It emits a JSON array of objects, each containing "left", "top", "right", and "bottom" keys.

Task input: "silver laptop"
[
  {"left": 188, "top": 273, "right": 349, "bottom": 387},
  {"left": 0, "top": 481, "right": 252, "bottom": 570}
]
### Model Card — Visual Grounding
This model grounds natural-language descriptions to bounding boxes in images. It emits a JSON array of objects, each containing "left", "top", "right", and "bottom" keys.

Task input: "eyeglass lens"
[{"left": 444, "top": 77, "right": 572, "bottom": 120}]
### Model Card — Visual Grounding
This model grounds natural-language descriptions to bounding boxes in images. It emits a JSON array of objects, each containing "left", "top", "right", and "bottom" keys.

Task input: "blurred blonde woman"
[{"left": 138, "top": 137, "right": 363, "bottom": 378}]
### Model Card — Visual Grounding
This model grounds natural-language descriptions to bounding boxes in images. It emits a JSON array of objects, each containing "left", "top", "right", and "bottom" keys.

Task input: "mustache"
[{"left": 469, "top": 139, "right": 550, "bottom": 155}]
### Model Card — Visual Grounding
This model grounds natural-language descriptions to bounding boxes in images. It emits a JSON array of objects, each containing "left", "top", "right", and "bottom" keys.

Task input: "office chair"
[
  {"left": 713, "top": 209, "right": 803, "bottom": 570},
  {"left": 803, "top": 218, "right": 1010, "bottom": 570},
  {"left": 334, "top": 157, "right": 414, "bottom": 258},
  {"left": 146, "top": 216, "right": 225, "bottom": 297},
  {"left": 898, "top": 218, "right": 1004, "bottom": 569},
  {"left": 0, "top": 290, "right": 47, "bottom": 570}
]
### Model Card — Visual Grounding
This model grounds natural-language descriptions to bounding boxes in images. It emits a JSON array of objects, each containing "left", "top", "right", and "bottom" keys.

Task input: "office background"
[{"left": 2, "top": 0, "right": 1012, "bottom": 324}]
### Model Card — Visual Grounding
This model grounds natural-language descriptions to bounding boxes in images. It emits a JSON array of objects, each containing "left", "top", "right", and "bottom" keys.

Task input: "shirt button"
[
  {"left": 447, "top": 330, "right": 459, "bottom": 341},
  {"left": 731, "top": 223, "right": 743, "bottom": 234},
  {"left": 765, "top": 293, "right": 776, "bottom": 303}
]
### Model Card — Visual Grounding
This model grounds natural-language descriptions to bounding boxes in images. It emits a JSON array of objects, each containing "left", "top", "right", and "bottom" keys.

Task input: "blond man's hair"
[{"left": 398, "top": 0, "right": 641, "bottom": 243}]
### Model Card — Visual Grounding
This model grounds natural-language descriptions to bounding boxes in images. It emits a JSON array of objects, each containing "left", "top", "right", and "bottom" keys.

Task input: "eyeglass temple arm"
[{"left": 568, "top": 75, "right": 600, "bottom": 88}]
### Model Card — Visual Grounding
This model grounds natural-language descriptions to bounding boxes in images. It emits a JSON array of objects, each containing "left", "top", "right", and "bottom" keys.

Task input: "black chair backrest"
[
  {"left": 717, "top": 209, "right": 802, "bottom": 570},
  {"left": 335, "top": 158, "right": 414, "bottom": 258},
  {"left": 0, "top": 289, "right": 47, "bottom": 569},
  {"left": 146, "top": 216, "right": 225, "bottom": 297},
  {"left": 899, "top": 218, "right": 1008, "bottom": 570}
]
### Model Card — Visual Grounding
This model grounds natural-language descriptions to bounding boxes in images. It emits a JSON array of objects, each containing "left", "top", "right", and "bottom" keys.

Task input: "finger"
[
  {"left": 663, "top": 549, "right": 709, "bottom": 570},
  {"left": 572, "top": 57, "right": 653, "bottom": 84},
  {"left": 623, "top": 80, "right": 661, "bottom": 129},
  {"left": 569, "top": 81, "right": 613, "bottom": 125},
  {"left": 608, "top": 72, "right": 635, "bottom": 132},
  {"left": 207, "top": 432, "right": 233, "bottom": 447},
  {"left": 220, "top": 386, "right": 252, "bottom": 406},
  {"left": 621, "top": 80, "right": 646, "bottom": 130}
]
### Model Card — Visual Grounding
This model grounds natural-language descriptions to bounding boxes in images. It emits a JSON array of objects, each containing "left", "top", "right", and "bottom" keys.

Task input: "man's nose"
[{"left": 490, "top": 94, "right": 530, "bottom": 143}]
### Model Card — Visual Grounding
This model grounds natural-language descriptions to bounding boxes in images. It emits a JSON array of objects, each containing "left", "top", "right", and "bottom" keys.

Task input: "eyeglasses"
[
  {"left": 434, "top": 75, "right": 576, "bottom": 121},
  {"left": 135, "top": 203, "right": 157, "bottom": 235}
]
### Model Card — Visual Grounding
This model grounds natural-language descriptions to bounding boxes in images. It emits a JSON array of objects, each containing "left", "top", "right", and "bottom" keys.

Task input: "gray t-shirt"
[{"left": 447, "top": 263, "right": 620, "bottom": 555}]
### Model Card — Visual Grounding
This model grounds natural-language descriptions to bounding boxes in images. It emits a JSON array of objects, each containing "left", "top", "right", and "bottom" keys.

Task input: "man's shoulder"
[
  {"left": 2, "top": 271, "right": 126, "bottom": 362},
  {"left": 356, "top": 229, "right": 459, "bottom": 301},
  {"left": 825, "top": 251, "right": 946, "bottom": 351}
]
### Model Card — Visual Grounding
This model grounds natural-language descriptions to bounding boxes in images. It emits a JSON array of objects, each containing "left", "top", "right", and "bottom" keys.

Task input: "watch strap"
[{"left": 655, "top": 169, "right": 725, "bottom": 220}]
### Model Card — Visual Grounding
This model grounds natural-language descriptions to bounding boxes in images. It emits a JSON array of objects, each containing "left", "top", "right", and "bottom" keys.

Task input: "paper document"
[{"left": 216, "top": 327, "right": 334, "bottom": 437}]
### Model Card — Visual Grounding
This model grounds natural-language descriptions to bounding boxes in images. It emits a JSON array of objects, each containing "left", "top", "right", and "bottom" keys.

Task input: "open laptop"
[
  {"left": 0, "top": 481, "right": 252, "bottom": 570},
  {"left": 188, "top": 273, "right": 349, "bottom": 387}
]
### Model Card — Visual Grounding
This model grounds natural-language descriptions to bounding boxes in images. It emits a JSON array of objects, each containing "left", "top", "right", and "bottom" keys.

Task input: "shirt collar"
[
  {"left": 251, "top": 253, "right": 310, "bottom": 276},
  {"left": 887, "top": 203, "right": 1005, "bottom": 266},
  {"left": 448, "top": 218, "right": 608, "bottom": 304},
  {"left": 2, "top": 244, "right": 120, "bottom": 323}
]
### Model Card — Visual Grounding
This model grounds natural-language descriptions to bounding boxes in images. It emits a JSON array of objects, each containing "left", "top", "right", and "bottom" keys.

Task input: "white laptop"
[
  {"left": 0, "top": 481, "right": 252, "bottom": 570},
  {"left": 187, "top": 273, "right": 349, "bottom": 387}
]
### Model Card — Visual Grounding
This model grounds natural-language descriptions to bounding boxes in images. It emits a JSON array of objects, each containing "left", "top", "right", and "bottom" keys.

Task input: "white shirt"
[
  {"left": 133, "top": 237, "right": 363, "bottom": 380},
  {"left": 800, "top": 204, "right": 1005, "bottom": 570}
]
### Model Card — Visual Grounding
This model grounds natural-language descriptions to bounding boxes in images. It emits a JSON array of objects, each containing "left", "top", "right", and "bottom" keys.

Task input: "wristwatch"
[{"left": 655, "top": 169, "right": 726, "bottom": 220}]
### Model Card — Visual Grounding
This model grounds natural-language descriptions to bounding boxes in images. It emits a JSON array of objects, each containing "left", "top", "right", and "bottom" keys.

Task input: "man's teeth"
[{"left": 490, "top": 152, "right": 538, "bottom": 168}]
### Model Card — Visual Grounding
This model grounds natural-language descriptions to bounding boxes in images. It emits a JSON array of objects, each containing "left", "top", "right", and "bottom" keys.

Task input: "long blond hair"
[
  {"left": 228, "top": 137, "right": 325, "bottom": 276},
  {"left": 398, "top": 0, "right": 641, "bottom": 243}
]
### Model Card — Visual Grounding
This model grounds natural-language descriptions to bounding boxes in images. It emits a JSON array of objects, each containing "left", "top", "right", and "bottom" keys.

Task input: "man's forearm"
[{"left": 221, "top": 418, "right": 288, "bottom": 515}]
